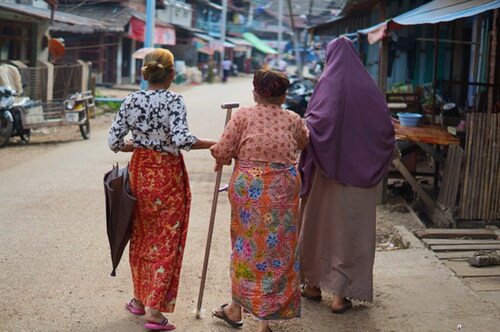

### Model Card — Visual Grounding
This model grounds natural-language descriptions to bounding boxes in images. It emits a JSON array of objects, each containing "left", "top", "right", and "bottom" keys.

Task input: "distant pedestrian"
[
  {"left": 108, "top": 48, "right": 216, "bottom": 330},
  {"left": 277, "top": 58, "right": 288, "bottom": 73},
  {"left": 222, "top": 57, "right": 232, "bottom": 83},
  {"left": 299, "top": 37, "right": 395, "bottom": 313},
  {"left": 210, "top": 70, "right": 309, "bottom": 332}
]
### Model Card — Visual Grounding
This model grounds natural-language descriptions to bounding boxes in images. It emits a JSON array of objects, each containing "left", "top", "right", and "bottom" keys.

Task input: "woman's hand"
[
  {"left": 214, "top": 163, "right": 223, "bottom": 172},
  {"left": 121, "top": 140, "right": 135, "bottom": 152},
  {"left": 191, "top": 138, "right": 217, "bottom": 149}
]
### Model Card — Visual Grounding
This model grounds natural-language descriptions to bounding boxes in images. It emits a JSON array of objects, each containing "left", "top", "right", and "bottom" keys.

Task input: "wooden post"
[
  {"left": 432, "top": 23, "right": 440, "bottom": 124},
  {"left": 376, "top": 0, "right": 388, "bottom": 205},
  {"left": 377, "top": 0, "right": 388, "bottom": 94},
  {"left": 487, "top": 9, "right": 498, "bottom": 114}
]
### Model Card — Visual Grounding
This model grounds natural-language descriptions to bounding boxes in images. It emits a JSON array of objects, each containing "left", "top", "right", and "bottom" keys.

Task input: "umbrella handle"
[{"left": 195, "top": 102, "right": 239, "bottom": 319}]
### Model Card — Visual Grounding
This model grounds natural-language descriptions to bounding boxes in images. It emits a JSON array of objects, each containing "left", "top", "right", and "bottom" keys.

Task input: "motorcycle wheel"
[
  {"left": 20, "top": 129, "right": 31, "bottom": 143},
  {"left": 79, "top": 110, "right": 90, "bottom": 139},
  {"left": 0, "top": 113, "right": 13, "bottom": 148}
]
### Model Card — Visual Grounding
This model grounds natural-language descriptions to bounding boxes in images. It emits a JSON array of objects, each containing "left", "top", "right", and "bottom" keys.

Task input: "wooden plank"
[
  {"left": 479, "top": 113, "right": 488, "bottom": 219},
  {"left": 423, "top": 239, "right": 500, "bottom": 246},
  {"left": 430, "top": 244, "right": 500, "bottom": 252},
  {"left": 435, "top": 251, "right": 479, "bottom": 259},
  {"left": 493, "top": 114, "right": 500, "bottom": 219},
  {"left": 490, "top": 114, "right": 499, "bottom": 220},
  {"left": 392, "top": 159, "right": 436, "bottom": 211},
  {"left": 463, "top": 277, "right": 500, "bottom": 291},
  {"left": 438, "top": 144, "right": 453, "bottom": 206},
  {"left": 444, "top": 260, "right": 500, "bottom": 277},
  {"left": 484, "top": 114, "right": 493, "bottom": 220},
  {"left": 414, "top": 228, "right": 497, "bottom": 239},
  {"left": 472, "top": 113, "right": 483, "bottom": 220},
  {"left": 450, "top": 146, "right": 465, "bottom": 213},
  {"left": 460, "top": 113, "right": 473, "bottom": 219}
]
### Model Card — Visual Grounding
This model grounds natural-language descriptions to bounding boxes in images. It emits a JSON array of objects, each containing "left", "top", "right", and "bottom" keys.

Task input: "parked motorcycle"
[
  {"left": 0, "top": 86, "right": 31, "bottom": 147},
  {"left": 282, "top": 76, "right": 315, "bottom": 117},
  {"left": 0, "top": 86, "right": 93, "bottom": 148}
]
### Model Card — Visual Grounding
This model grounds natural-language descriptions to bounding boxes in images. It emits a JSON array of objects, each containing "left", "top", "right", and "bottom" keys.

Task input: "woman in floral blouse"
[
  {"left": 108, "top": 48, "right": 215, "bottom": 331},
  {"left": 210, "top": 70, "right": 309, "bottom": 332}
]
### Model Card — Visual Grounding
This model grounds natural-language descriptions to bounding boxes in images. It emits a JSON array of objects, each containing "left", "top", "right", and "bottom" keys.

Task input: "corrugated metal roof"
[
  {"left": 359, "top": 0, "right": 500, "bottom": 36},
  {"left": 391, "top": 0, "right": 500, "bottom": 26},
  {"left": 0, "top": 2, "right": 116, "bottom": 31},
  {"left": 55, "top": 4, "right": 135, "bottom": 29}
]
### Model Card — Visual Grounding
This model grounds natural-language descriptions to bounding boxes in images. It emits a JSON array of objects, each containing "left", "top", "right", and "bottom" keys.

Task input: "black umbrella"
[{"left": 104, "top": 163, "right": 136, "bottom": 276}]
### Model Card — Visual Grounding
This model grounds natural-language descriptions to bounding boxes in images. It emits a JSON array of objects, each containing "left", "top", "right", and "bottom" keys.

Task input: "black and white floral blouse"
[{"left": 108, "top": 90, "right": 197, "bottom": 154}]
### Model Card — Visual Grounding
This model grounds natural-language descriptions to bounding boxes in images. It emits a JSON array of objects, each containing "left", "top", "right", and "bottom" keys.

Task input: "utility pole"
[
  {"left": 286, "top": 0, "right": 303, "bottom": 78},
  {"left": 141, "top": 0, "right": 155, "bottom": 89},
  {"left": 220, "top": 0, "right": 228, "bottom": 71},
  {"left": 278, "top": 0, "right": 283, "bottom": 61}
]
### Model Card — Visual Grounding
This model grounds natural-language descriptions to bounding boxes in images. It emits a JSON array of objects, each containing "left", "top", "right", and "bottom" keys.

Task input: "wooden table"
[
  {"left": 395, "top": 122, "right": 460, "bottom": 165},
  {"left": 392, "top": 122, "right": 461, "bottom": 227},
  {"left": 394, "top": 122, "right": 460, "bottom": 146}
]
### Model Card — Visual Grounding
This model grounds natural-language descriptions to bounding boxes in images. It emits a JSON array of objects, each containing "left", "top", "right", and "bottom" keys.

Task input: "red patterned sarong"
[
  {"left": 229, "top": 160, "right": 301, "bottom": 320},
  {"left": 128, "top": 148, "right": 191, "bottom": 312}
]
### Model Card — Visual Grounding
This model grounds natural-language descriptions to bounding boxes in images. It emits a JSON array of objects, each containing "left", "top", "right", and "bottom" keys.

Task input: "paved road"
[{"left": 1, "top": 77, "right": 499, "bottom": 331}]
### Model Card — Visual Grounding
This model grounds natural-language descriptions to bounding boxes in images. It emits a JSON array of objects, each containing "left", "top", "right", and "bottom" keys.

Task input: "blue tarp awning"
[{"left": 359, "top": 0, "right": 500, "bottom": 44}]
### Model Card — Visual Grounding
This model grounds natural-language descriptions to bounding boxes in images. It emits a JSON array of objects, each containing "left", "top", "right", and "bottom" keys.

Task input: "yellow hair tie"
[{"left": 157, "top": 64, "right": 164, "bottom": 69}]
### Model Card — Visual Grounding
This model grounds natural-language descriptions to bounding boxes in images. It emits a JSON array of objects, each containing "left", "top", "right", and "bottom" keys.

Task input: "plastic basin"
[{"left": 397, "top": 112, "right": 422, "bottom": 127}]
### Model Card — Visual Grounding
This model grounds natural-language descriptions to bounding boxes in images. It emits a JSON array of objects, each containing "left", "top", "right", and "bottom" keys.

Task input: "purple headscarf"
[{"left": 299, "top": 37, "right": 394, "bottom": 195}]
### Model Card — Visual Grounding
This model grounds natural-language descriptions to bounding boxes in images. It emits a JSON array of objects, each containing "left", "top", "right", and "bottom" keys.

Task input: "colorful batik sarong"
[
  {"left": 128, "top": 148, "right": 191, "bottom": 312},
  {"left": 229, "top": 160, "right": 301, "bottom": 320}
]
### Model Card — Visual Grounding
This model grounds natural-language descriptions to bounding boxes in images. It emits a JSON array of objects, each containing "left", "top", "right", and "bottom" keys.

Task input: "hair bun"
[
  {"left": 142, "top": 48, "right": 175, "bottom": 83},
  {"left": 253, "top": 70, "right": 290, "bottom": 98}
]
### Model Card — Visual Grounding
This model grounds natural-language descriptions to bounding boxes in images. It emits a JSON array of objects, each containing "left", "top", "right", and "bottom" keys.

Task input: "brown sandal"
[
  {"left": 212, "top": 303, "right": 243, "bottom": 328},
  {"left": 331, "top": 299, "right": 352, "bottom": 314},
  {"left": 301, "top": 284, "right": 322, "bottom": 302}
]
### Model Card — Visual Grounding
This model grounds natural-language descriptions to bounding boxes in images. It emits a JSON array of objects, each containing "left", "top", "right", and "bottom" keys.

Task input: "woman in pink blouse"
[{"left": 210, "top": 70, "right": 309, "bottom": 332}]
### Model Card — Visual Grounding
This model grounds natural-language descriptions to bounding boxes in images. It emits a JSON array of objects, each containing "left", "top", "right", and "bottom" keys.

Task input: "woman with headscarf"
[
  {"left": 299, "top": 37, "right": 395, "bottom": 313},
  {"left": 108, "top": 48, "right": 216, "bottom": 330},
  {"left": 210, "top": 70, "right": 309, "bottom": 332}
]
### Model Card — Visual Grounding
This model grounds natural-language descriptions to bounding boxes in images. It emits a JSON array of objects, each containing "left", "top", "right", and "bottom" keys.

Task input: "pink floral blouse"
[{"left": 210, "top": 104, "right": 309, "bottom": 166}]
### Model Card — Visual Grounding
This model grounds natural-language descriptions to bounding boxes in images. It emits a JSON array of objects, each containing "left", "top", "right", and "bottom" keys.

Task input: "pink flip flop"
[
  {"left": 125, "top": 299, "right": 146, "bottom": 315},
  {"left": 144, "top": 318, "right": 176, "bottom": 330}
]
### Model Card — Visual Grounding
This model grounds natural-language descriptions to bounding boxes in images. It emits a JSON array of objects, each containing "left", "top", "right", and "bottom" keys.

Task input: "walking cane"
[{"left": 196, "top": 102, "right": 239, "bottom": 319}]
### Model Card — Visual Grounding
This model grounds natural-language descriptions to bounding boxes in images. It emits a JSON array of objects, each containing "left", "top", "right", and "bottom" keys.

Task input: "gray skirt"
[{"left": 299, "top": 166, "right": 376, "bottom": 302}]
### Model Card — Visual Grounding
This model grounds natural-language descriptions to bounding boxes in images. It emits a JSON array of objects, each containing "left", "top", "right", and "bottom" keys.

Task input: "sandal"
[
  {"left": 331, "top": 299, "right": 352, "bottom": 314},
  {"left": 144, "top": 317, "right": 176, "bottom": 330},
  {"left": 301, "top": 284, "right": 322, "bottom": 302},
  {"left": 125, "top": 298, "right": 145, "bottom": 315},
  {"left": 212, "top": 303, "right": 243, "bottom": 328}
]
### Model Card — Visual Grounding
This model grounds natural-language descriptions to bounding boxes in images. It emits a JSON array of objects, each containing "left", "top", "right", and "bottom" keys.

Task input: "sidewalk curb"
[{"left": 392, "top": 225, "right": 426, "bottom": 249}]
